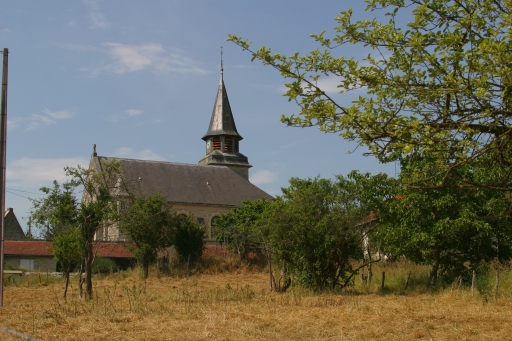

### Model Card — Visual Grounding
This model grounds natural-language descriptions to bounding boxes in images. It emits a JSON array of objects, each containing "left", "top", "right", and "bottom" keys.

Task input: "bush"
[
  {"left": 174, "top": 215, "right": 205, "bottom": 264},
  {"left": 92, "top": 256, "right": 117, "bottom": 274}
]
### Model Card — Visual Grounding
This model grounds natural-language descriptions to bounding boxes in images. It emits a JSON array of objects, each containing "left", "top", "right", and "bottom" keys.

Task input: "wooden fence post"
[
  {"left": 472, "top": 270, "right": 475, "bottom": 298},
  {"left": 381, "top": 272, "right": 385, "bottom": 291},
  {"left": 495, "top": 269, "right": 499, "bottom": 300},
  {"left": 404, "top": 270, "right": 412, "bottom": 291}
]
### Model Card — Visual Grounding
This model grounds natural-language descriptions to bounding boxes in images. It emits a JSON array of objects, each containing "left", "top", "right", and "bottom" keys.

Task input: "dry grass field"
[{"left": 1, "top": 261, "right": 512, "bottom": 340}]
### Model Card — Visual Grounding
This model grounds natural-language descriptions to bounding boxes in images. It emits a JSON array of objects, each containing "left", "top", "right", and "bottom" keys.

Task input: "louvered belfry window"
[
  {"left": 212, "top": 137, "right": 221, "bottom": 150},
  {"left": 234, "top": 139, "right": 239, "bottom": 152},
  {"left": 224, "top": 137, "right": 233, "bottom": 152}
]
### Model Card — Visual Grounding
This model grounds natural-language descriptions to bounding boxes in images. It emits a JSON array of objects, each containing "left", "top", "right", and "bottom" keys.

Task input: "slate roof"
[
  {"left": 202, "top": 74, "right": 242, "bottom": 140},
  {"left": 4, "top": 208, "right": 25, "bottom": 240},
  {"left": 4, "top": 240, "right": 134, "bottom": 258},
  {"left": 93, "top": 156, "right": 273, "bottom": 207}
]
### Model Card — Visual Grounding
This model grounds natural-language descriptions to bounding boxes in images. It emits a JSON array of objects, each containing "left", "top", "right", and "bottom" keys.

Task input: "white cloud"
[
  {"left": 112, "top": 147, "right": 166, "bottom": 161},
  {"left": 87, "top": 43, "right": 207, "bottom": 76},
  {"left": 315, "top": 77, "right": 345, "bottom": 94},
  {"left": 7, "top": 157, "right": 89, "bottom": 187},
  {"left": 105, "top": 43, "right": 163, "bottom": 73},
  {"left": 89, "top": 11, "right": 110, "bottom": 29},
  {"left": 251, "top": 170, "right": 278, "bottom": 185},
  {"left": 83, "top": 0, "right": 110, "bottom": 29},
  {"left": 0, "top": 28, "right": 10, "bottom": 34},
  {"left": 42, "top": 108, "right": 74, "bottom": 119},
  {"left": 10, "top": 108, "right": 74, "bottom": 131},
  {"left": 125, "top": 109, "right": 143, "bottom": 116}
]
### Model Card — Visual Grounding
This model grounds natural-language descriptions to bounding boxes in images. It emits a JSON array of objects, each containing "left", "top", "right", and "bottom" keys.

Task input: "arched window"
[{"left": 119, "top": 201, "right": 128, "bottom": 211}]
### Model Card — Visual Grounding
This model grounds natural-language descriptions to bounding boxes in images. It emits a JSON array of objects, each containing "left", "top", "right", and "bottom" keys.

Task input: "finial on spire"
[{"left": 220, "top": 46, "right": 224, "bottom": 82}]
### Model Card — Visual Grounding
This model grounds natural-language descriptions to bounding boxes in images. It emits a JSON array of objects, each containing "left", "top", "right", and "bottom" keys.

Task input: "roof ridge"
[{"left": 97, "top": 156, "right": 231, "bottom": 169}]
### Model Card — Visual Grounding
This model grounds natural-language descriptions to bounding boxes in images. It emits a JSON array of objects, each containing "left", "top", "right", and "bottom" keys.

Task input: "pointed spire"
[
  {"left": 202, "top": 49, "right": 242, "bottom": 141},
  {"left": 220, "top": 46, "right": 224, "bottom": 83}
]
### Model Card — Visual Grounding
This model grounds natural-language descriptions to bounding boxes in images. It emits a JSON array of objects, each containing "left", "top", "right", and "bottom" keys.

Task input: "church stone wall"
[
  {"left": 5, "top": 256, "right": 56, "bottom": 272},
  {"left": 98, "top": 202, "right": 232, "bottom": 245},
  {"left": 172, "top": 203, "right": 232, "bottom": 243}
]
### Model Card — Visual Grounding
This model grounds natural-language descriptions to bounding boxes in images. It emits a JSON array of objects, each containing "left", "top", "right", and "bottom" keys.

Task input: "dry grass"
[{"left": 1, "top": 262, "right": 512, "bottom": 340}]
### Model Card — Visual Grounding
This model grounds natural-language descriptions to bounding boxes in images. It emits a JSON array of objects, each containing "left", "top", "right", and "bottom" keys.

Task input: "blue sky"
[{"left": 1, "top": 1, "right": 397, "bottom": 234}]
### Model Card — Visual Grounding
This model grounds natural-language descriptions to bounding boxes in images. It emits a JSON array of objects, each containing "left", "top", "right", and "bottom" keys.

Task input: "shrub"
[
  {"left": 92, "top": 256, "right": 117, "bottom": 274},
  {"left": 174, "top": 215, "right": 205, "bottom": 264}
]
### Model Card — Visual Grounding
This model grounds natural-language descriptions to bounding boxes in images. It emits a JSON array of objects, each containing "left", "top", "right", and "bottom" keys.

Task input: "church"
[{"left": 91, "top": 66, "right": 273, "bottom": 244}]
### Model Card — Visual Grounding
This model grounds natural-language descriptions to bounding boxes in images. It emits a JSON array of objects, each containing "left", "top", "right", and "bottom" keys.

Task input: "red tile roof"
[
  {"left": 4, "top": 240, "right": 53, "bottom": 256},
  {"left": 203, "top": 245, "right": 231, "bottom": 257},
  {"left": 93, "top": 242, "right": 133, "bottom": 258},
  {"left": 4, "top": 240, "right": 134, "bottom": 258}
]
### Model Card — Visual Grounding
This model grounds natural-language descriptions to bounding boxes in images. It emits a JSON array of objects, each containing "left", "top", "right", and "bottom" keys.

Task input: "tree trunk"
[
  {"left": 471, "top": 270, "right": 475, "bottom": 297},
  {"left": 143, "top": 262, "right": 149, "bottom": 279},
  {"left": 85, "top": 238, "right": 94, "bottom": 299},
  {"left": 78, "top": 258, "right": 85, "bottom": 298},
  {"left": 427, "top": 248, "right": 440, "bottom": 290},
  {"left": 495, "top": 268, "right": 499, "bottom": 299},
  {"left": 63, "top": 270, "right": 70, "bottom": 301}
]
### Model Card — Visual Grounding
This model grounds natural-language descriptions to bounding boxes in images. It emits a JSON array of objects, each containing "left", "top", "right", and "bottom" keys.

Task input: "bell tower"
[{"left": 198, "top": 49, "right": 252, "bottom": 180}]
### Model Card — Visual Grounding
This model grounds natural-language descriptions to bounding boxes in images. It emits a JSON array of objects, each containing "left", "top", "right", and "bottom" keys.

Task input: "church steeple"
[
  {"left": 202, "top": 71, "right": 241, "bottom": 141},
  {"left": 202, "top": 47, "right": 242, "bottom": 141},
  {"left": 198, "top": 49, "right": 252, "bottom": 180}
]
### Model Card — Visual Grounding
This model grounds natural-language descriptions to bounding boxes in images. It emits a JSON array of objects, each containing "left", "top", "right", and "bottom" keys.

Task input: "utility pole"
[{"left": 0, "top": 47, "right": 9, "bottom": 307}]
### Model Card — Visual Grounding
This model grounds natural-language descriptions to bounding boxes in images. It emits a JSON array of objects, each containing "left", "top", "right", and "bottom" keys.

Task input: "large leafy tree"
[
  {"left": 31, "top": 162, "right": 121, "bottom": 299},
  {"left": 374, "top": 155, "right": 512, "bottom": 287},
  {"left": 72, "top": 162, "right": 121, "bottom": 299},
  {"left": 30, "top": 180, "right": 78, "bottom": 240},
  {"left": 31, "top": 180, "right": 83, "bottom": 300},
  {"left": 212, "top": 198, "right": 272, "bottom": 261},
  {"left": 263, "top": 177, "right": 364, "bottom": 291},
  {"left": 119, "top": 192, "right": 177, "bottom": 279},
  {"left": 229, "top": 0, "right": 512, "bottom": 191}
]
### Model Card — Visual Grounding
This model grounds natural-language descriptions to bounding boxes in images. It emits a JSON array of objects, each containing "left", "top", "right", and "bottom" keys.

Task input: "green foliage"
[
  {"left": 30, "top": 180, "right": 78, "bottom": 240},
  {"left": 373, "top": 154, "right": 512, "bottom": 285},
  {"left": 119, "top": 192, "right": 177, "bottom": 278},
  {"left": 263, "top": 177, "right": 364, "bottom": 290},
  {"left": 212, "top": 199, "right": 272, "bottom": 260},
  {"left": 30, "top": 161, "right": 122, "bottom": 299},
  {"left": 92, "top": 256, "right": 117, "bottom": 274},
  {"left": 52, "top": 227, "right": 84, "bottom": 274},
  {"left": 69, "top": 162, "right": 122, "bottom": 298},
  {"left": 174, "top": 215, "right": 205, "bottom": 264},
  {"left": 229, "top": 0, "right": 512, "bottom": 190}
]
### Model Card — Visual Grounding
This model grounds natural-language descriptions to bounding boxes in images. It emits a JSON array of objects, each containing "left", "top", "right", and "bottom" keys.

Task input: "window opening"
[
  {"left": 212, "top": 137, "right": 221, "bottom": 150},
  {"left": 224, "top": 138, "right": 233, "bottom": 152},
  {"left": 20, "top": 259, "right": 34, "bottom": 271}
]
